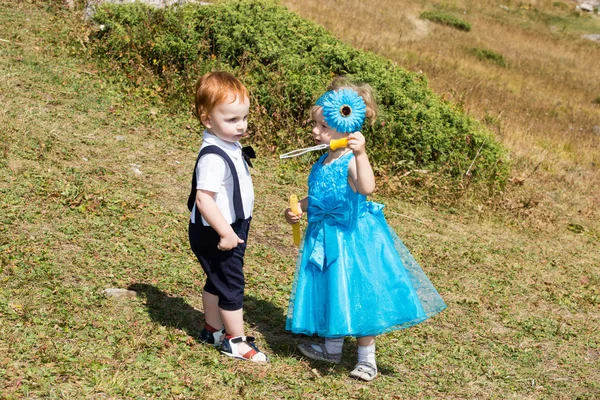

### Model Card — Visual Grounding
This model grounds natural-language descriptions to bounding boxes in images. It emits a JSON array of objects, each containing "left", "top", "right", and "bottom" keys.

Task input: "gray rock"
[
  {"left": 580, "top": 3, "right": 595, "bottom": 12},
  {"left": 582, "top": 34, "right": 600, "bottom": 42},
  {"left": 85, "top": 0, "right": 210, "bottom": 19},
  {"left": 103, "top": 288, "right": 137, "bottom": 298}
]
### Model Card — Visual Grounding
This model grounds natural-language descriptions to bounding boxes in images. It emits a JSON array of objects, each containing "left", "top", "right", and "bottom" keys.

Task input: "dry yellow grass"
[{"left": 281, "top": 0, "right": 600, "bottom": 230}]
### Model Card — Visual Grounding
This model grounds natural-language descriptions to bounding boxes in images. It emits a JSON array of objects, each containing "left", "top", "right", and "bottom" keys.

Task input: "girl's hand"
[
  {"left": 285, "top": 207, "right": 302, "bottom": 224},
  {"left": 217, "top": 231, "right": 244, "bottom": 251},
  {"left": 347, "top": 131, "right": 366, "bottom": 155}
]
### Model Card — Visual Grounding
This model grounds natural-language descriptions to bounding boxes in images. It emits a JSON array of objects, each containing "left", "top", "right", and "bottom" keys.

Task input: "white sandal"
[
  {"left": 221, "top": 336, "right": 269, "bottom": 363},
  {"left": 349, "top": 362, "right": 378, "bottom": 381}
]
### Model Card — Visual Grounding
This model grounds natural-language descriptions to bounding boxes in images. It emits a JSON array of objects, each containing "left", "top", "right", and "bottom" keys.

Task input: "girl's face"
[
  {"left": 311, "top": 107, "right": 346, "bottom": 146},
  {"left": 201, "top": 94, "right": 249, "bottom": 143}
]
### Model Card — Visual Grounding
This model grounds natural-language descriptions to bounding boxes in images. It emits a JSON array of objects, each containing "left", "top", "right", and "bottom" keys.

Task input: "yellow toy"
[
  {"left": 279, "top": 137, "right": 348, "bottom": 159},
  {"left": 289, "top": 194, "right": 302, "bottom": 246}
]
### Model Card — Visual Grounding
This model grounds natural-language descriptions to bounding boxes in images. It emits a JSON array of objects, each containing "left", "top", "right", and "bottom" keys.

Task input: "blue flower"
[{"left": 318, "top": 89, "right": 366, "bottom": 133}]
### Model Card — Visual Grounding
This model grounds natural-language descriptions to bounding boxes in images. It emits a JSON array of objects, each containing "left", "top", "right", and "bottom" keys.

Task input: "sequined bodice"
[{"left": 308, "top": 152, "right": 366, "bottom": 219}]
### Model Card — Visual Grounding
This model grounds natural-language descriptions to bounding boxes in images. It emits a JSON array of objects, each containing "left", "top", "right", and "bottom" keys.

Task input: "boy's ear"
[{"left": 200, "top": 113, "right": 211, "bottom": 128}]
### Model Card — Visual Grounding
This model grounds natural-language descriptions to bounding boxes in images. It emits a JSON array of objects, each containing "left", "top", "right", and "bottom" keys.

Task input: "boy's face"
[
  {"left": 311, "top": 107, "right": 346, "bottom": 145},
  {"left": 201, "top": 95, "right": 249, "bottom": 143}
]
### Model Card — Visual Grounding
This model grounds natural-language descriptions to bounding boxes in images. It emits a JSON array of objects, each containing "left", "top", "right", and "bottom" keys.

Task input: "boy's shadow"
[
  {"left": 241, "top": 294, "right": 296, "bottom": 354},
  {"left": 127, "top": 283, "right": 293, "bottom": 352},
  {"left": 127, "top": 283, "right": 395, "bottom": 376},
  {"left": 127, "top": 283, "right": 205, "bottom": 339}
]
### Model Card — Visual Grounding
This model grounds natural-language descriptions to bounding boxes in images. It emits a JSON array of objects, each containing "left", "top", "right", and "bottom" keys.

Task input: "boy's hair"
[
  {"left": 194, "top": 71, "right": 249, "bottom": 120},
  {"left": 312, "top": 76, "right": 378, "bottom": 124}
]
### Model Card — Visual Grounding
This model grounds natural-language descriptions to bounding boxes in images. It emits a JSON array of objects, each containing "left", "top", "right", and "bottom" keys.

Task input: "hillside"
[{"left": 1, "top": 1, "right": 599, "bottom": 399}]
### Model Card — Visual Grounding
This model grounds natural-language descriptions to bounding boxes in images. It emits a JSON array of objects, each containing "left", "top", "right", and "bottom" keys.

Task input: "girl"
[{"left": 284, "top": 77, "right": 446, "bottom": 381}]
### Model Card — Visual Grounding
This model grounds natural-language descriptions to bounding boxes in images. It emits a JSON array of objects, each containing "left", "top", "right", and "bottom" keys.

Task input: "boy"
[{"left": 188, "top": 71, "right": 267, "bottom": 362}]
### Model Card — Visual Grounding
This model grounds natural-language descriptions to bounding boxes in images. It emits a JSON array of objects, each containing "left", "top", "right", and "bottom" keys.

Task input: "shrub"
[
  {"left": 467, "top": 47, "right": 507, "bottom": 67},
  {"left": 90, "top": 0, "right": 508, "bottom": 187},
  {"left": 419, "top": 11, "right": 472, "bottom": 32}
]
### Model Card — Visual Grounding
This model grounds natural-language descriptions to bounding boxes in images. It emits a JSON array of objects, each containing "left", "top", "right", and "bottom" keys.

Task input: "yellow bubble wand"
[
  {"left": 281, "top": 138, "right": 349, "bottom": 245},
  {"left": 279, "top": 137, "right": 348, "bottom": 159},
  {"left": 289, "top": 194, "right": 302, "bottom": 246}
]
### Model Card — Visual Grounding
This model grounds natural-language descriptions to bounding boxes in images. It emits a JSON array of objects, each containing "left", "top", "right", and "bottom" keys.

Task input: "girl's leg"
[
  {"left": 324, "top": 337, "right": 344, "bottom": 354},
  {"left": 357, "top": 336, "right": 375, "bottom": 347},
  {"left": 357, "top": 335, "right": 376, "bottom": 365},
  {"left": 297, "top": 337, "right": 344, "bottom": 364},
  {"left": 351, "top": 336, "right": 378, "bottom": 381}
]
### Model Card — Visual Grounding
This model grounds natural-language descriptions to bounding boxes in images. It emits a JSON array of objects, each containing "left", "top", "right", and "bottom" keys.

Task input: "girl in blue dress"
[{"left": 284, "top": 77, "right": 446, "bottom": 381}]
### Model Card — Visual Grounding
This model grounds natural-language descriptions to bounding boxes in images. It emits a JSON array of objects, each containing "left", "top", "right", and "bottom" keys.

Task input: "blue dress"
[{"left": 286, "top": 152, "right": 446, "bottom": 338}]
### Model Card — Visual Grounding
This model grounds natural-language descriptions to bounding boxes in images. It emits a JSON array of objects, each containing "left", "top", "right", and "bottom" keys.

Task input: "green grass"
[
  {"left": 467, "top": 47, "right": 507, "bottom": 68},
  {"left": 1, "top": 1, "right": 599, "bottom": 399},
  {"left": 419, "top": 11, "right": 472, "bottom": 32}
]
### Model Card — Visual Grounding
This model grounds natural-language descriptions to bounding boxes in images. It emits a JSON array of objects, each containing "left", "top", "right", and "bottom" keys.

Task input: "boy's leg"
[
  {"left": 220, "top": 308, "right": 252, "bottom": 354},
  {"left": 220, "top": 307, "right": 268, "bottom": 362},
  {"left": 202, "top": 290, "right": 223, "bottom": 329},
  {"left": 199, "top": 289, "right": 225, "bottom": 346}
]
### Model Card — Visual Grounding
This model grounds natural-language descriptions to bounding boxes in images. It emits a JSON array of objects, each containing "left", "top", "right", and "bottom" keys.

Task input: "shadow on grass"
[
  {"left": 127, "top": 283, "right": 396, "bottom": 376},
  {"left": 243, "top": 295, "right": 397, "bottom": 376},
  {"left": 243, "top": 294, "right": 297, "bottom": 354},
  {"left": 127, "top": 284, "right": 295, "bottom": 351},
  {"left": 128, "top": 283, "right": 204, "bottom": 340}
]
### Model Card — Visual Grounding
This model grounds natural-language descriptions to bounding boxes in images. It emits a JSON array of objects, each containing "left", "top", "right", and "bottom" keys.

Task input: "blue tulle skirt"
[{"left": 286, "top": 202, "right": 446, "bottom": 338}]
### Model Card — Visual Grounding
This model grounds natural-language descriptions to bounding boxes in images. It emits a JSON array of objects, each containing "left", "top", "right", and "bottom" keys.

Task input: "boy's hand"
[
  {"left": 347, "top": 131, "right": 366, "bottom": 155},
  {"left": 217, "top": 231, "right": 244, "bottom": 251},
  {"left": 285, "top": 207, "right": 302, "bottom": 224}
]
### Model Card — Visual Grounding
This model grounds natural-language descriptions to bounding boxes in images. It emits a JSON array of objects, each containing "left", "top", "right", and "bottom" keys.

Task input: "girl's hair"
[
  {"left": 194, "top": 71, "right": 249, "bottom": 120},
  {"left": 312, "top": 76, "right": 378, "bottom": 124}
]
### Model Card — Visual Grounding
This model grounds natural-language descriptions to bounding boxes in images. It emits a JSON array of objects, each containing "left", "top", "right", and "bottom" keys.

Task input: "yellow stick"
[
  {"left": 329, "top": 137, "right": 349, "bottom": 150},
  {"left": 290, "top": 194, "right": 301, "bottom": 246}
]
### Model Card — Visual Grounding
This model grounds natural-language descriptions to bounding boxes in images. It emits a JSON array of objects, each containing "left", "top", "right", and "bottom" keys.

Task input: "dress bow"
[{"left": 306, "top": 196, "right": 352, "bottom": 270}]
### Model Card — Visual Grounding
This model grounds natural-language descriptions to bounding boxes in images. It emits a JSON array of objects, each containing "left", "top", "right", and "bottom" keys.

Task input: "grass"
[
  {"left": 419, "top": 11, "right": 472, "bottom": 32},
  {"left": 280, "top": 0, "right": 600, "bottom": 170},
  {"left": 467, "top": 47, "right": 506, "bottom": 68},
  {"left": 1, "top": 1, "right": 599, "bottom": 399}
]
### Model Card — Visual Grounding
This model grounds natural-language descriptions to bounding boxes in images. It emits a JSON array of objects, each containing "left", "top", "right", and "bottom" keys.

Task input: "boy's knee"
[{"left": 218, "top": 297, "right": 244, "bottom": 311}]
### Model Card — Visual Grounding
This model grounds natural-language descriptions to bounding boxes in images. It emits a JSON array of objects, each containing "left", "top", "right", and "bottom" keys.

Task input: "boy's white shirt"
[{"left": 190, "top": 131, "right": 254, "bottom": 226}]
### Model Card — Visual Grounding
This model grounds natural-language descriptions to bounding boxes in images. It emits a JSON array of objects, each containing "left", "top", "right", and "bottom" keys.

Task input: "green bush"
[
  {"left": 419, "top": 11, "right": 472, "bottom": 32},
  {"left": 467, "top": 47, "right": 507, "bottom": 67},
  {"left": 90, "top": 0, "right": 508, "bottom": 187}
]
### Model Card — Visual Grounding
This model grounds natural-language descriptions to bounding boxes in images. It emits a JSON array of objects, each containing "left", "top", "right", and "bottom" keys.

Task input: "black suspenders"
[{"left": 187, "top": 146, "right": 245, "bottom": 224}]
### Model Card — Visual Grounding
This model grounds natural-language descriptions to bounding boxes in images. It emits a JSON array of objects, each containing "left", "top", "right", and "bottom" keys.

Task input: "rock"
[
  {"left": 85, "top": 0, "right": 210, "bottom": 19},
  {"left": 103, "top": 288, "right": 137, "bottom": 298},
  {"left": 580, "top": 3, "right": 595, "bottom": 12},
  {"left": 582, "top": 34, "right": 600, "bottom": 42}
]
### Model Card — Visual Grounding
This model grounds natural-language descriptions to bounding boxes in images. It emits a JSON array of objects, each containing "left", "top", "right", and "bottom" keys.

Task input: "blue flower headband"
[{"left": 315, "top": 88, "right": 366, "bottom": 133}]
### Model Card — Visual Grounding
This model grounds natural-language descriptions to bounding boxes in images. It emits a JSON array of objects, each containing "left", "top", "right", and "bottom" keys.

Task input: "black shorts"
[{"left": 188, "top": 217, "right": 251, "bottom": 311}]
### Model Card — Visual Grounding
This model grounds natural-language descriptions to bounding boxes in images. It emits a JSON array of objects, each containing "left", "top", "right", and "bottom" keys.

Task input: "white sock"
[
  {"left": 357, "top": 344, "right": 376, "bottom": 366},
  {"left": 312, "top": 337, "right": 344, "bottom": 354}
]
